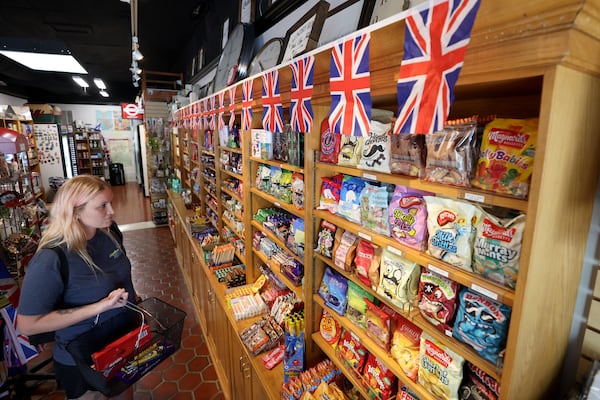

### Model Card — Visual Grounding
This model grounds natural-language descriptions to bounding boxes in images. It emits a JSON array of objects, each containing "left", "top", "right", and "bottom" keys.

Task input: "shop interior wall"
[{"left": 53, "top": 103, "right": 140, "bottom": 184}]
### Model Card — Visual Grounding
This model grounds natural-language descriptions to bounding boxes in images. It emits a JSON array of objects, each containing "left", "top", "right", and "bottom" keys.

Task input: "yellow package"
[{"left": 472, "top": 118, "right": 538, "bottom": 198}]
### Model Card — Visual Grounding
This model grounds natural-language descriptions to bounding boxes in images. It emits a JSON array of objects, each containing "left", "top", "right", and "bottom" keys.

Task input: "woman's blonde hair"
[{"left": 38, "top": 175, "right": 111, "bottom": 269}]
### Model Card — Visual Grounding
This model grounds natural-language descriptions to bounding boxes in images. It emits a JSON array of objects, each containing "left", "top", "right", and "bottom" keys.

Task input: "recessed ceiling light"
[
  {"left": 72, "top": 76, "right": 89, "bottom": 88},
  {"left": 93, "top": 78, "right": 106, "bottom": 90},
  {"left": 0, "top": 50, "right": 88, "bottom": 74}
]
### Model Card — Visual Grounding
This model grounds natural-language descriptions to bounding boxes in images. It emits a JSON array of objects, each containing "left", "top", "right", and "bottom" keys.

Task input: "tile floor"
[{"left": 20, "top": 198, "right": 224, "bottom": 399}]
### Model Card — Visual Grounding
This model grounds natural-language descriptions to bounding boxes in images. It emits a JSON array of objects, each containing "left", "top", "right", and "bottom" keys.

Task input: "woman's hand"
[
  {"left": 18, "top": 288, "right": 130, "bottom": 336},
  {"left": 101, "top": 288, "right": 129, "bottom": 312}
]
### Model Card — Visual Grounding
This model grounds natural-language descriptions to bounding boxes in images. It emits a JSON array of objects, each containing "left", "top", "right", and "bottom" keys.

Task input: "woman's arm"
[{"left": 18, "top": 288, "right": 129, "bottom": 336}]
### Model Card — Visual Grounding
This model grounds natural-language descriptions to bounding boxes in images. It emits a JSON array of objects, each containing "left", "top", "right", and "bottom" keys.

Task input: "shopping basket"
[{"left": 66, "top": 297, "right": 186, "bottom": 396}]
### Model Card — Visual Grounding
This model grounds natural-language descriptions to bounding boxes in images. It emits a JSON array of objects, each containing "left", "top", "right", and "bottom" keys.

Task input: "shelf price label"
[
  {"left": 464, "top": 192, "right": 485, "bottom": 203},
  {"left": 358, "top": 231, "right": 372, "bottom": 241},
  {"left": 427, "top": 264, "right": 449, "bottom": 278},
  {"left": 362, "top": 173, "right": 377, "bottom": 181},
  {"left": 387, "top": 246, "right": 403, "bottom": 257},
  {"left": 470, "top": 283, "right": 499, "bottom": 301},
  {"left": 274, "top": 201, "right": 281, "bottom": 207}
]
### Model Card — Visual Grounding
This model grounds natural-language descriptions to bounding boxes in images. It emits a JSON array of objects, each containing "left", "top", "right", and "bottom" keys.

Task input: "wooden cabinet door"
[
  {"left": 212, "top": 299, "right": 231, "bottom": 395},
  {"left": 228, "top": 323, "right": 253, "bottom": 400}
]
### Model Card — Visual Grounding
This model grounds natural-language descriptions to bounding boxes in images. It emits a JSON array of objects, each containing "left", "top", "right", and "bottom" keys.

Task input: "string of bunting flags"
[{"left": 175, "top": 0, "right": 480, "bottom": 139}]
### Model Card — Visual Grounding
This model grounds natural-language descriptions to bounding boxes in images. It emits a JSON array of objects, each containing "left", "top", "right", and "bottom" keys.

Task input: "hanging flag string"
[
  {"left": 261, "top": 70, "right": 285, "bottom": 133},
  {"left": 289, "top": 55, "right": 315, "bottom": 134},
  {"left": 394, "top": 0, "right": 481, "bottom": 134},
  {"left": 242, "top": 79, "right": 254, "bottom": 131}
]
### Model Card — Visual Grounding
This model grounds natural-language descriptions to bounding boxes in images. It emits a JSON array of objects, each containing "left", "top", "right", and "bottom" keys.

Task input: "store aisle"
[{"left": 28, "top": 184, "right": 224, "bottom": 400}]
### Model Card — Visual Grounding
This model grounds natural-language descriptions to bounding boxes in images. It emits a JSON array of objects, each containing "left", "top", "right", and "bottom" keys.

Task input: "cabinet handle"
[{"left": 239, "top": 356, "right": 244, "bottom": 373}]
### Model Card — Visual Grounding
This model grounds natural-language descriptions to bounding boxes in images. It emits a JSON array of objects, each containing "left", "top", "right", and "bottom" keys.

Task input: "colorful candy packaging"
[
  {"left": 472, "top": 118, "right": 538, "bottom": 198},
  {"left": 319, "top": 118, "right": 341, "bottom": 164},
  {"left": 332, "top": 230, "right": 358, "bottom": 272},
  {"left": 363, "top": 353, "right": 397, "bottom": 400},
  {"left": 319, "top": 310, "right": 342, "bottom": 347},
  {"left": 389, "top": 185, "right": 431, "bottom": 251},
  {"left": 424, "top": 123, "right": 478, "bottom": 187},
  {"left": 365, "top": 300, "right": 394, "bottom": 351},
  {"left": 338, "top": 176, "right": 366, "bottom": 224},
  {"left": 359, "top": 120, "right": 392, "bottom": 173},
  {"left": 354, "top": 239, "right": 381, "bottom": 289},
  {"left": 418, "top": 271, "right": 458, "bottom": 334},
  {"left": 316, "top": 220, "right": 338, "bottom": 258},
  {"left": 377, "top": 249, "right": 420, "bottom": 311},
  {"left": 338, "top": 135, "right": 364, "bottom": 167},
  {"left": 338, "top": 329, "right": 368, "bottom": 375},
  {"left": 319, "top": 174, "right": 344, "bottom": 214},
  {"left": 346, "top": 281, "right": 375, "bottom": 329},
  {"left": 390, "top": 315, "right": 422, "bottom": 382},
  {"left": 390, "top": 133, "right": 426, "bottom": 177},
  {"left": 459, "top": 361, "right": 500, "bottom": 400},
  {"left": 424, "top": 196, "right": 479, "bottom": 271},
  {"left": 473, "top": 209, "right": 526, "bottom": 289},
  {"left": 318, "top": 267, "right": 348, "bottom": 316},
  {"left": 360, "top": 182, "right": 391, "bottom": 236},
  {"left": 452, "top": 288, "right": 512, "bottom": 365},
  {"left": 419, "top": 332, "right": 465, "bottom": 400}
]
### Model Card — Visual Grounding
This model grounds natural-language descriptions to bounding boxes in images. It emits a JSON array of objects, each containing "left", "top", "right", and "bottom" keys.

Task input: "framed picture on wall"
[
  {"left": 240, "top": 0, "right": 255, "bottom": 23},
  {"left": 319, "top": 0, "right": 373, "bottom": 47},
  {"left": 280, "top": 0, "right": 329, "bottom": 63}
]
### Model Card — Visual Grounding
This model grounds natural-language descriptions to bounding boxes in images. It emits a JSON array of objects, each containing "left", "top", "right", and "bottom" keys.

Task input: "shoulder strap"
[
  {"left": 49, "top": 246, "right": 69, "bottom": 292},
  {"left": 109, "top": 221, "right": 124, "bottom": 243}
]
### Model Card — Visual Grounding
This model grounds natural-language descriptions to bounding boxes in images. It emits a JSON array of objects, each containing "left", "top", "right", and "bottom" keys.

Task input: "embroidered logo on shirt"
[{"left": 109, "top": 247, "right": 122, "bottom": 259}]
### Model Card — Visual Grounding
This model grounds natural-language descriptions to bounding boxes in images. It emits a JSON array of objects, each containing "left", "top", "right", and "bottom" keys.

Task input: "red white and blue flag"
[
  {"left": 290, "top": 55, "right": 315, "bottom": 133},
  {"left": 328, "top": 32, "right": 372, "bottom": 137},
  {"left": 393, "top": 0, "right": 480, "bottom": 134},
  {"left": 208, "top": 95, "right": 216, "bottom": 130},
  {"left": 197, "top": 100, "right": 204, "bottom": 131},
  {"left": 2, "top": 304, "right": 39, "bottom": 369},
  {"left": 228, "top": 86, "right": 237, "bottom": 129},
  {"left": 262, "top": 70, "right": 285, "bottom": 133},
  {"left": 218, "top": 91, "right": 226, "bottom": 129},
  {"left": 201, "top": 98, "right": 208, "bottom": 130},
  {"left": 242, "top": 79, "right": 254, "bottom": 131}
]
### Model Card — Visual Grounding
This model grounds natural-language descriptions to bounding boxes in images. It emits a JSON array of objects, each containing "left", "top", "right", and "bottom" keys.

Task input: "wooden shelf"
[
  {"left": 313, "top": 253, "right": 502, "bottom": 381},
  {"left": 222, "top": 186, "right": 242, "bottom": 203},
  {"left": 315, "top": 163, "right": 528, "bottom": 212},
  {"left": 223, "top": 215, "right": 245, "bottom": 240},
  {"left": 250, "top": 187, "right": 303, "bottom": 219},
  {"left": 220, "top": 146, "right": 243, "bottom": 154},
  {"left": 250, "top": 157, "right": 304, "bottom": 174},
  {"left": 221, "top": 168, "right": 243, "bottom": 181},
  {"left": 251, "top": 220, "right": 304, "bottom": 266},
  {"left": 253, "top": 248, "right": 303, "bottom": 300},
  {"left": 314, "top": 209, "right": 515, "bottom": 307}
]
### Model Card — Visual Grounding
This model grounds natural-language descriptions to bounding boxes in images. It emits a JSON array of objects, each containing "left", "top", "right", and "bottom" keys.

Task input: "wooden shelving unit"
[
  {"left": 168, "top": 1, "right": 600, "bottom": 399},
  {"left": 73, "top": 128, "right": 106, "bottom": 178}
]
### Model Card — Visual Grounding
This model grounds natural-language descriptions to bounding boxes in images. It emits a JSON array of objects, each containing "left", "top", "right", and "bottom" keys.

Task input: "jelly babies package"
[{"left": 472, "top": 118, "right": 538, "bottom": 198}]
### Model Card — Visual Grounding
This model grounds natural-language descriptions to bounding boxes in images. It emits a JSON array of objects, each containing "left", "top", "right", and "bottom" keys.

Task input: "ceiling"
[{"left": 0, "top": 0, "right": 204, "bottom": 106}]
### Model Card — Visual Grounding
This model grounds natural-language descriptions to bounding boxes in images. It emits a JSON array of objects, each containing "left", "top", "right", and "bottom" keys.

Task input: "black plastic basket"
[{"left": 67, "top": 297, "right": 186, "bottom": 396}]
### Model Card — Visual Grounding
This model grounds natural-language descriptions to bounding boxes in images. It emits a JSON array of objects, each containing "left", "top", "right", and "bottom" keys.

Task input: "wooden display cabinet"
[
  {"left": 169, "top": 0, "right": 600, "bottom": 398},
  {"left": 74, "top": 128, "right": 106, "bottom": 178}
]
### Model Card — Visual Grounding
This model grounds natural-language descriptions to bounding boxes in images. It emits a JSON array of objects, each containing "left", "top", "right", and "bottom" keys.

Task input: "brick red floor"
[{"left": 24, "top": 225, "right": 224, "bottom": 400}]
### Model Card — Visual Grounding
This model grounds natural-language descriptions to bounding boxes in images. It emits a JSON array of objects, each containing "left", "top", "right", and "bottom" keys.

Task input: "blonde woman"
[{"left": 18, "top": 175, "right": 135, "bottom": 400}]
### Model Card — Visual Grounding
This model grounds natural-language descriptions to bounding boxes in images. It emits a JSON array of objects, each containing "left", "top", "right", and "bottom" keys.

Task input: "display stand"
[{"left": 169, "top": 1, "right": 600, "bottom": 399}]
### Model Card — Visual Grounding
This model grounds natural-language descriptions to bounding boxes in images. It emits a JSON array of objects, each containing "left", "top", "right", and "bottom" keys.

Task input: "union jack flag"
[
  {"left": 228, "top": 86, "right": 237, "bottom": 129},
  {"left": 218, "top": 91, "right": 226, "bottom": 129},
  {"left": 2, "top": 304, "right": 39, "bottom": 369},
  {"left": 290, "top": 55, "right": 315, "bottom": 133},
  {"left": 201, "top": 98, "right": 208, "bottom": 130},
  {"left": 261, "top": 70, "right": 285, "bottom": 133},
  {"left": 242, "top": 79, "right": 254, "bottom": 131},
  {"left": 208, "top": 95, "right": 216, "bottom": 130},
  {"left": 197, "top": 100, "right": 203, "bottom": 131},
  {"left": 393, "top": 0, "right": 480, "bottom": 134},
  {"left": 329, "top": 32, "right": 372, "bottom": 137},
  {"left": 192, "top": 102, "right": 199, "bottom": 130}
]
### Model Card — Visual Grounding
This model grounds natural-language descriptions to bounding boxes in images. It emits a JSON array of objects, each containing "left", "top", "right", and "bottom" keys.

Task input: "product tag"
[
  {"left": 358, "top": 231, "right": 372, "bottom": 241},
  {"left": 362, "top": 173, "right": 377, "bottom": 181},
  {"left": 464, "top": 192, "right": 485, "bottom": 203},
  {"left": 387, "top": 246, "right": 403, "bottom": 257},
  {"left": 470, "top": 283, "right": 499, "bottom": 301},
  {"left": 427, "top": 264, "right": 449, "bottom": 278}
]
